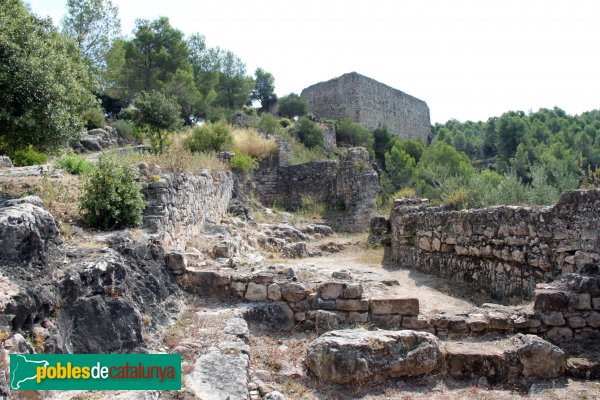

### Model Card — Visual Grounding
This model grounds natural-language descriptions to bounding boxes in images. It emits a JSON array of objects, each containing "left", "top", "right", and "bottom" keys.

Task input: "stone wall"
[
  {"left": 388, "top": 190, "right": 600, "bottom": 301},
  {"left": 301, "top": 72, "right": 432, "bottom": 142},
  {"left": 252, "top": 145, "right": 380, "bottom": 232},
  {"left": 142, "top": 170, "right": 233, "bottom": 246}
]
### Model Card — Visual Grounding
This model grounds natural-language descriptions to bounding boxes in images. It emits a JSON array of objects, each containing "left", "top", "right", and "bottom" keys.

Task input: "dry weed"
[{"left": 232, "top": 127, "right": 277, "bottom": 159}]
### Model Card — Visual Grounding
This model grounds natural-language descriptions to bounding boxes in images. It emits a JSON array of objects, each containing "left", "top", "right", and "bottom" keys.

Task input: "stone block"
[
  {"left": 369, "top": 314, "right": 402, "bottom": 329},
  {"left": 343, "top": 283, "right": 363, "bottom": 299},
  {"left": 402, "top": 316, "right": 430, "bottom": 330},
  {"left": 487, "top": 312, "right": 512, "bottom": 330},
  {"left": 533, "top": 289, "right": 568, "bottom": 311},
  {"left": 466, "top": 314, "right": 488, "bottom": 332},
  {"left": 567, "top": 316, "right": 586, "bottom": 329},
  {"left": 164, "top": 250, "right": 187, "bottom": 274},
  {"left": 448, "top": 316, "right": 469, "bottom": 334},
  {"left": 587, "top": 311, "right": 600, "bottom": 328},
  {"left": 369, "top": 297, "right": 419, "bottom": 316},
  {"left": 546, "top": 327, "right": 573, "bottom": 343},
  {"left": 290, "top": 300, "right": 310, "bottom": 312},
  {"left": 319, "top": 282, "right": 344, "bottom": 300},
  {"left": 267, "top": 283, "right": 282, "bottom": 301},
  {"left": 593, "top": 297, "right": 600, "bottom": 310},
  {"left": 280, "top": 283, "right": 307, "bottom": 302},
  {"left": 543, "top": 312, "right": 566, "bottom": 326},
  {"left": 245, "top": 282, "right": 267, "bottom": 301},
  {"left": 335, "top": 299, "right": 369, "bottom": 312},
  {"left": 347, "top": 312, "right": 369, "bottom": 324}
]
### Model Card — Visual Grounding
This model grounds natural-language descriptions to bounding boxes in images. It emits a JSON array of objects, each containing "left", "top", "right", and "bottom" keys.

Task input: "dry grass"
[
  {"left": 232, "top": 127, "right": 278, "bottom": 159},
  {"left": 0, "top": 174, "right": 81, "bottom": 224},
  {"left": 117, "top": 131, "right": 228, "bottom": 173}
]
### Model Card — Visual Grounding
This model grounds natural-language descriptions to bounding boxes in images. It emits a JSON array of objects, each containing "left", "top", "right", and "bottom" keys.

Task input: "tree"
[
  {"left": 384, "top": 145, "right": 417, "bottom": 190},
  {"left": 118, "top": 17, "right": 191, "bottom": 102},
  {"left": 252, "top": 68, "right": 277, "bottom": 112},
  {"left": 187, "top": 34, "right": 219, "bottom": 118},
  {"left": 133, "top": 91, "right": 182, "bottom": 154},
  {"left": 277, "top": 93, "right": 308, "bottom": 118},
  {"left": 215, "top": 50, "right": 254, "bottom": 109},
  {"left": 61, "top": 0, "right": 120, "bottom": 69},
  {"left": 164, "top": 68, "right": 201, "bottom": 125},
  {"left": 295, "top": 117, "right": 323, "bottom": 148},
  {"left": 0, "top": 0, "right": 97, "bottom": 154}
]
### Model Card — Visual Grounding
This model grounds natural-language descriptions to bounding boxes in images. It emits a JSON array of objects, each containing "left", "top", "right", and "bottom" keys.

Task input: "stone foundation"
[
  {"left": 388, "top": 190, "right": 600, "bottom": 301},
  {"left": 142, "top": 170, "right": 233, "bottom": 246}
]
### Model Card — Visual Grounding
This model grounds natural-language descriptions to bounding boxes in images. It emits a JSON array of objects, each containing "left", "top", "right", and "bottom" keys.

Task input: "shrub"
[
  {"left": 232, "top": 128, "right": 277, "bottom": 159},
  {"left": 444, "top": 188, "right": 470, "bottom": 209},
  {"left": 243, "top": 106, "right": 257, "bottom": 116},
  {"left": 229, "top": 152, "right": 258, "bottom": 175},
  {"left": 256, "top": 113, "right": 282, "bottom": 136},
  {"left": 185, "top": 123, "right": 233, "bottom": 153},
  {"left": 55, "top": 151, "right": 94, "bottom": 175},
  {"left": 294, "top": 117, "right": 324, "bottom": 149},
  {"left": 11, "top": 145, "right": 48, "bottom": 166},
  {"left": 111, "top": 119, "right": 143, "bottom": 143},
  {"left": 79, "top": 155, "right": 146, "bottom": 230},
  {"left": 393, "top": 187, "right": 417, "bottom": 199},
  {"left": 134, "top": 90, "right": 183, "bottom": 154},
  {"left": 82, "top": 108, "right": 106, "bottom": 130},
  {"left": 336, "top": 119, "right": 374, "bottom": 151},
  {"left": 279, "top": 118, "right": 293, "bottom": 128},
  {"left": 289, "top": 139, "right": 330, "bottom": 165},
  {"left": 278, "top": 93, "right": 308, "bottom": 118}
]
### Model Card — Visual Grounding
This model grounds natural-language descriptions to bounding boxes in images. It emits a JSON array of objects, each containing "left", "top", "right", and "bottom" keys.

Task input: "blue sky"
[{"left": 26, "top": 0, "right": 600, "bottom": 123}]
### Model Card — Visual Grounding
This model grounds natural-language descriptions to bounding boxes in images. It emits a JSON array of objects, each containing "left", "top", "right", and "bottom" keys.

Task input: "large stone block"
[
  {"left": 534, "top": 290, "right": 568, "bottom": 311},
  {"left": 369, "top": 297, "right": 419, "bottom": 316},
  {"left": 305, "top": 329, "right": 440, "bottom": 384}
]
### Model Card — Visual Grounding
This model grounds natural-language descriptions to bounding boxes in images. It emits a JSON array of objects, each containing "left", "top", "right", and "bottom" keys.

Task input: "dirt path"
[{"left": 279, "top": 246, "right": 510, "bottom": 315}]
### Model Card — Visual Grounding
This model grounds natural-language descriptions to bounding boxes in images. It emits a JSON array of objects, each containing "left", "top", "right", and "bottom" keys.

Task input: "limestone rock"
[
  {"left": 0, "top": 156, "right": 13, "bottom": 168},
  {"left": 164, "top": 250, "right": 187, "bottom": 275},
  {"left": 245, "top": 282, "right": 268, "bottom": 301},
  {"left": 305, "top": 329, "right": 441, "bottom": 384},
  {"left": 280, "top": 283, "right": 307, "bottom": 302},
  {"left": 242, "top": 302, "right": 295, "bottom": 330},
  {"left": 369, "top": 297, "right": 419, "bottom": 316},
  {"left": 282, "top": 242, "right": 307, "bottom": 258},
  {"left": 510, "top": 334, "right": 566, "bottom": 378}
]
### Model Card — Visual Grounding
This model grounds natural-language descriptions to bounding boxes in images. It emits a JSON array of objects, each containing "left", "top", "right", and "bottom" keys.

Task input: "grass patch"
[
  {"left": 117, "top": 131, "right": 228, "bottom": 173},
  {"left": 54, "top": 151, "right": 94, "bottom": 175},
  {"left": 289, "top": 139, "right": 332, "bottom": 165},
  {"left": 232, "top": 127, "right": 277, "bottom": 159}
]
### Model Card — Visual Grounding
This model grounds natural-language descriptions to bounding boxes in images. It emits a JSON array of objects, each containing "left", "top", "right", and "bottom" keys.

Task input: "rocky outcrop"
[
  {"left": 305, "top": 329, "right": 441, "bottom": 384},
  {"left": 70, "top": 127, "right": 129, "bottom": 153},
  {"left": 389, "top": 190, "right": 600, "bottom": 301}
]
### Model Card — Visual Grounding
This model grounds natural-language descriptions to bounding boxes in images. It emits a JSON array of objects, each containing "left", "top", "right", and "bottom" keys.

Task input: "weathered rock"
[
  {"left": 224, "top": 317, "right": 249, "bottom": 340},
  {"left": 335, "top": 299, "right": 369, "bottom": 312},
  {"left": 267, "top": 283, "right": 282, "bottom": 301},
  {"left": 186, "top": 339, "right": 249, "bottom": 400},
  {"left": 245, "top": 282, "right": 268, "bottom": 301},
  {"left": 264, "top": 390, "right": 286, "bottom": 400},
  {"left": 164, "top": 250, "right": 187, "bottom": 274},
  {"left": 534, "top": 290, "right": 568, "bottom": 311},
  {"left": 213, "top": 240, "right": 238, "bottom": 259},
  {"left": 510, "top": 334, "right": 566, "bottom": 378},
  {"left": 546, "top": 327, "right": 573, "bottom": 343},
  {"left": 343, "top": 283, "right": 362, "bottom": 299},
  {"left": 567, "top": 357, "right": 600, "bottom": 379},
  {"left": 319, "top": 282, "right": 344, "bottom": 300},
  {"left": 305, "top": 329, "right": 440, "bottom": 384},
  {"left": 242, "top": 302, "right": 295, "bottom": 330},
  {"left": 444, "top": 342, "right": 509, "bottom": 383},
  {"left": 0, "top": 203, "right": 60, "bottom": 267},
  {"left": 280, "top": 283, "right": 307, "bottom": 302},
  {"left": 2, "top": 195, "right": 43, "bottom": 208},
  {"left": 0, "top": 156, "right": 13, "bottom": 168},
  {"left": 282, "top": 242, "right": 307, "bottom": 258}
]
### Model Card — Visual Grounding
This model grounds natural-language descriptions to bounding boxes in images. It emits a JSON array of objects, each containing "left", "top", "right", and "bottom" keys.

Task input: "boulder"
[
  {"left": 282, "top": 242, "right": 307, "bottom": 258},
  {"left": 164, "top": 250, "right": 187, "bottom": 275},
  {"left": 0, "top": 203, "right": 60, "bottom": 267},
  {"left": 444, "top": 341, "right": 509, "bottom": 383},
  {"left": 0, "top": 156, "right": 13, "bottom": 168},
  {"left": 305, "top": 329, "right": 441, "bottom": 384},
  {"left": 510, "top": 334, "right": 566, "bottom": 378},
  {"left": 242, "top": 302, "right": 295, "bottom": 330}
]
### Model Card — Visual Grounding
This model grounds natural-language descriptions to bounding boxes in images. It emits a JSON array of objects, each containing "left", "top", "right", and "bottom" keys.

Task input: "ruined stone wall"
[
  {"left": 389, "top": 190, "right": 600, "bottom": 301},
  {"left": 301, "top": 72, "right": 432, "bottom": 142},
  {"left": 253, "top": 145, "right": 380, "bottom": 232},
  {"left": 142, "top": 170, "right": 233, "bottom": 246}
]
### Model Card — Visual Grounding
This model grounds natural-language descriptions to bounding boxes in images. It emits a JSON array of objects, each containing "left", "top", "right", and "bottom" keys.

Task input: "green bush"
[
  {"left": 82, "top": 108, "right": 106, "bottom": 130},
  {"left": 256, "top": 113, "right": 281, "bottom": 136},
  {"left": 111, "top": 120, "right": 143, "bottom": 143},
  {"left": 279, "top": 118, "right": 292, "bottom": 128},
  {"left": 11, "top": 145, "right": 48, "bottom": 166},
  {"left": 79, "top": 155, "right": 146, "bottom": 230},
  {"left": 185, "top": 123, "right": 233, "bottom": 153},
  {"left": 294, "top": 117, "right": 324, "bottom": 149},
  {"left": 336, "top": 119, "right": 374, "bottom": 151},
  {"left": 55, "top": 151, "right": 94, "bottom": 175},
  {"left": 229, "top": 152, "right": 258, "bottom": 175}
]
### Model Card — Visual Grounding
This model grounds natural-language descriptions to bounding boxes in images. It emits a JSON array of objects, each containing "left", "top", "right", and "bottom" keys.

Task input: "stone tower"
[{"left": 301, "top": 72, "right": 432, "bottom": 142}]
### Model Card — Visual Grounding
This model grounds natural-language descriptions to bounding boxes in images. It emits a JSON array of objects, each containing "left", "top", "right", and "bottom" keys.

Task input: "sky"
[{"left": 26, "top": 0, "right": 600, "bottom": 124}]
